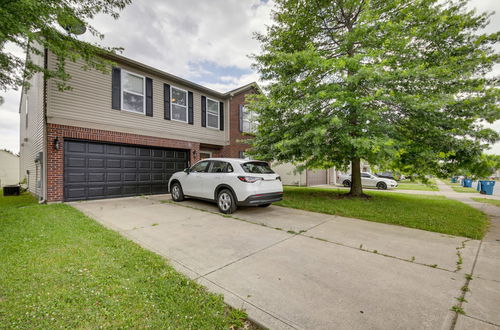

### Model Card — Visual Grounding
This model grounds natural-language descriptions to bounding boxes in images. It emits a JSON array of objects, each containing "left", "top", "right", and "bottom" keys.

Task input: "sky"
[{"left": 0, "top": 0, "right": 499, "bottom": 155}]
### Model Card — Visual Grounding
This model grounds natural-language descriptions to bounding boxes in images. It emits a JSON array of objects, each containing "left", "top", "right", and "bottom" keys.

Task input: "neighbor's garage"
[
  {"left": 306, "top": 169, "right": 328, "bottom": 186},
  {"left": 64, "top": 140, "right": 189, "bottom": 201}
]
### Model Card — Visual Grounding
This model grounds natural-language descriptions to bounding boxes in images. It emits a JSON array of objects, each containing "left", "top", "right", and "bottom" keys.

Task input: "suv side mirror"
[{"left": 184, "top": 168, "right": 191, "bottom": 174}]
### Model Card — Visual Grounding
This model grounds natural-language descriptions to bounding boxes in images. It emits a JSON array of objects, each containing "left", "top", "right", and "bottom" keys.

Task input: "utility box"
[{"left": 3, "top": 185, "right": 20, "bottom": 196}]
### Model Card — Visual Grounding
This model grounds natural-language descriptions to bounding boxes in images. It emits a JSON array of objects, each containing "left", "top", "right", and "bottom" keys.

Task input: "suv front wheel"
[
  {"left": 171, "top": 182, "right": 185, "bottom": 202},
  {"left": 217, "top": 189, "right": 237, "bottom": 214}
]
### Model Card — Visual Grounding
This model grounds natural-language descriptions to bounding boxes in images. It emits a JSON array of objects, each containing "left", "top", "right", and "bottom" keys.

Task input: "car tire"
[
  {"left": 376, "top": 182, "right": 387, "bottom": 190},
  {"left": 171, "top": 182, "right": 185, "bottom": 202},
  {"left": 217, "top": 189, "right": 237, "bottom": 214},
  {"left": 258, "top": 203, "right": 271, "bottom": 208},
  {"left": 343, "top": 180, "right": 351, "bottom": 187}
]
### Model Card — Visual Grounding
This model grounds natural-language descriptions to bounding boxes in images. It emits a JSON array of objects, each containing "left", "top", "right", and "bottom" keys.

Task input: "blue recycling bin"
[
  {"left": 451, "top": 177, "right": 457, "bottom": 183},
  {"left": 478, "top": 180, "right": 495, "bottom": 195},
  {"left": 463, "top": 179, "right": 472, "bottom": 188}
]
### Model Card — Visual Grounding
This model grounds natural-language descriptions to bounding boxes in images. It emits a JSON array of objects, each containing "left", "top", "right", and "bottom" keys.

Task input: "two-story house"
[{"left": 20, "top": 49, "right": 259, "bottom": 202}]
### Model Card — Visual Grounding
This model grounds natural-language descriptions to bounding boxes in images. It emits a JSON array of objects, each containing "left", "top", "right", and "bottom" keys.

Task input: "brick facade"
[
  {"left": 221, "top": 89, "right": 255, "bottom": 158},
  {"left": 46, "top": 123, "right": 200, "bottom": 202}
]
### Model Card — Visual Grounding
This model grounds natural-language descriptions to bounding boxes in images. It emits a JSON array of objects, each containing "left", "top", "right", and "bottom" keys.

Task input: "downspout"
[{"left": 40, "top": 47, "right": 48, "bottom": 203}]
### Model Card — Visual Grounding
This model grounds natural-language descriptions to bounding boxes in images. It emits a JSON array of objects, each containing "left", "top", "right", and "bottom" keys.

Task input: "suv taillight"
[{"left": 238, "top": 176, "right": 263, "bottom": 183}]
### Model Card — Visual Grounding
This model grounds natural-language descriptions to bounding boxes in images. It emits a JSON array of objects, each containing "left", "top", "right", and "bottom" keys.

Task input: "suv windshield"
[{"left": 241, "top": 161, "right": 274, "bottom": 174}]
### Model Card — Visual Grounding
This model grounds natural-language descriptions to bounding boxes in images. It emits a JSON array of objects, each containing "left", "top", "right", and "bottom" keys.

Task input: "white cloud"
[{"left": 0, "top": 0, "right": 498, "bottom": 156}]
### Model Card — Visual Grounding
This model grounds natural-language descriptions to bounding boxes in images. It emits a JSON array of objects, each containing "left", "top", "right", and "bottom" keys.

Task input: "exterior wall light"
[{"left": 54, "top": 137, "right": 60, "bottom": 150}]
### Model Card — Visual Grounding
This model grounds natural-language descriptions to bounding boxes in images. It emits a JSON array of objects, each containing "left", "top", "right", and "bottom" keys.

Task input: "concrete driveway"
[{"left": 71, "top": 195, "right": 491, "bottom": 330}]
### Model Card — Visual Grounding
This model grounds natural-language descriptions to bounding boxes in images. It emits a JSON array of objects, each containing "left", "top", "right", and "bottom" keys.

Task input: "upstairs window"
[
  {"left": 241, "top": 106, "right": 257, "bottom": 133},
  {"left": 121, "top": 71, "right": 145, "bottom": 114},
  {"left": 206, "top": 98, "right": 219, "bottom": 129},
  {"left": 171, "top": 87, "right": 188, "bottom": 122}
]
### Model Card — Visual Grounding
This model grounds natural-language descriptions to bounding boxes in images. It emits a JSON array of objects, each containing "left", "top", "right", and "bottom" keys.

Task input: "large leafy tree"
[
  {"left": 0, "top": 0, "right": 131, "bottom": 92},
  {"left": 248, "top": 0, "right": 500, "bottom": 196}
]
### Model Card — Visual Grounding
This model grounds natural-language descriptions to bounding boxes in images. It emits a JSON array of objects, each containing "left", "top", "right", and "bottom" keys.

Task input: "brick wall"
[
  {"left": 221, "top": 89, "right": 255, "bottom": 158},
  {"left": 46, "top": 123, "right": 200, "bottom": 202}
]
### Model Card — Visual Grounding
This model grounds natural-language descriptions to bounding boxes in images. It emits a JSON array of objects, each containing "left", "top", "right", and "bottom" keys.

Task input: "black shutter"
[
  {"left": 164, "top": 84, "right": 171, "bottom": 120},
  {"left": 219, "top": 101, "right": 224, "bottom": 131},
  {"left": 112, "top": 67, "right": 121, "bottom": 110},
  {"left": 188, "top": 91, "right": 194, "bottom": 125},
  {"left": 201, "top": 96, "right": 206, "bottom": 127},
  {"left": 145, "top": 77, "right": 153, "bottom": 117},
  {"left": 239, "top": 104, "right": 244, "bottom": 132}
]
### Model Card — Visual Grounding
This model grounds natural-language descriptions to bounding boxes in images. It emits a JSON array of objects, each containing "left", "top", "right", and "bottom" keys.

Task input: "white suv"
[{"left": 168, "top": 158, "right": 283, "bottom": 214}]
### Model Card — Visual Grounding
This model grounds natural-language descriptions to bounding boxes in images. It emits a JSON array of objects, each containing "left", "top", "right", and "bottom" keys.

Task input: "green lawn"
[
  {"left": 396, "top": 183, "right": 439, "bottom": 191},
  {"left": 276, "top": 187, "right": 488, "bottom": 239},
  {"left": 472, "top": 198, "right": 500, "bottom": 207},
  {"left": 0, "top": 193, "right": 246, "bottom": 329},
  {"left": 444, "top": 179, "right": 479, "bottom": 193},
  {"left": 451, "top": 186, "right": 479, "bottom": 193}
]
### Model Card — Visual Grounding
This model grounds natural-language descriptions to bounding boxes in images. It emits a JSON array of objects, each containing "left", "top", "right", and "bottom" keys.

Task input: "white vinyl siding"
[{"left": 19, "top": 45, "right": 46, "bottom": 198}]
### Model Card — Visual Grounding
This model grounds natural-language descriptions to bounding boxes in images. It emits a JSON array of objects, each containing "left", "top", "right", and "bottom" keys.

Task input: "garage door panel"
[
  {"left": 152, "top": 185, "right": 168, "bottom": 194},
  {"left": 124, "top": 160, "right": 137, "bottom": 168},
  {"left": 64, "top": 140, "right": 189, "bottom": 201},
  {"left": 67, "top": 173, "right": 85, "bottom": 183},
  {"left": 152, "top": 173, "right": 163, "bottom": 181},
  {"left": 106, "top": 186, "right": 122, "bottom": 196},
  {"left": 107, "top": 159, "right": 121, "bottom": 168},
  {"left": 106, "top": 145, "right": 121, "bottom": 154},
  {"left": 66, "top": 157, "right": 85, "bottom": 167},
  {"left": 139, "top": 173, "right": 151, "bottom": 182},
  {"left": 124, "top": 173, "right": 137, "bottom": 181},
  {"left": 88, "top": 186, "right": 105, "bottom": 197},
  {"left": 88, "top": 143, "right": 104, "bottom": 154},
  {"left": 139, "top": 161, "right": 151, "bottom": 169},
  {"left": 66, "top": 187, "right": 86, "bottom": 199},
  {"left": 88, "top": 158, "right": 105, "bottom": 168},
  {"left": 107, "top": 173, "right": 122, "bottom": 182},
  {"left": 88, "top": 173, "right": 105, "bottom": 182},
  {"left": 123, "top": 146, "right": 136, "bottom": 156},
  {"left": 152, "top": 161, "right": 163, "bottom": 169},
  {"left": 67, "top": 142, "right": 86, "bottom": 153}
]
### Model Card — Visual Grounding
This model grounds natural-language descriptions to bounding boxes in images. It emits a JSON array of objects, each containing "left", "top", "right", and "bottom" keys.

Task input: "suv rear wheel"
[{"left": 217, "top": 189, "right": 237, "bottom": 214}]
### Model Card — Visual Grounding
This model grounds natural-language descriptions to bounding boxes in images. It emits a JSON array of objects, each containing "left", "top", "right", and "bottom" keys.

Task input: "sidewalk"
[{"left": 435, "top": 179, "right": 500, "bottom": 329}]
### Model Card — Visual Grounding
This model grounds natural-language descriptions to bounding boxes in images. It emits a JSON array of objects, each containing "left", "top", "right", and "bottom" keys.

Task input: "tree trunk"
[{"left": 349, "top": 157, "right": 364, "bottom": 196}]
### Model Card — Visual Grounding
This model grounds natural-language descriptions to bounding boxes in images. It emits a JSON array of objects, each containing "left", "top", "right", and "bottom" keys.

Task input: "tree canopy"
[
  {"left": 248, "top": 0, "right": 500, "bottom": 196},
  {"left": 0, "top": 0, "right": 131, "bottom": 92}
]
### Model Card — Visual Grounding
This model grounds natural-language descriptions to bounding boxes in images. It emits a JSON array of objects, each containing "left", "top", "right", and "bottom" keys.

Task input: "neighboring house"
[
  {"left": 272, "top": 160, "right": 372, "bottom": 187},
  {"left": 272, "top": 163, "right": 339, "bottom": 186},
  {"left": 0, "top": 150, "right": 19, "bottom": 187},
  {"left": 20, "top": 48, "right": 258, "bottom": 202}
]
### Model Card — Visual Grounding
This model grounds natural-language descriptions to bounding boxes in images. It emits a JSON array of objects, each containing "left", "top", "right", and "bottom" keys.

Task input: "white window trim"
[
  {"left": 199, "top": 151, "right": 212, "bottom": 158},
  {"left": 206, "top": 97, "right": 220, "bottom": 130},
  {"left": 121, "top": 69, "right": 146, "bottom": 115},
  {"left": 170, "top": 86, "right": 188, "bottom": 123},
  {"left": 241, "top": 106, "right": 257, "bottom": 134}
]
